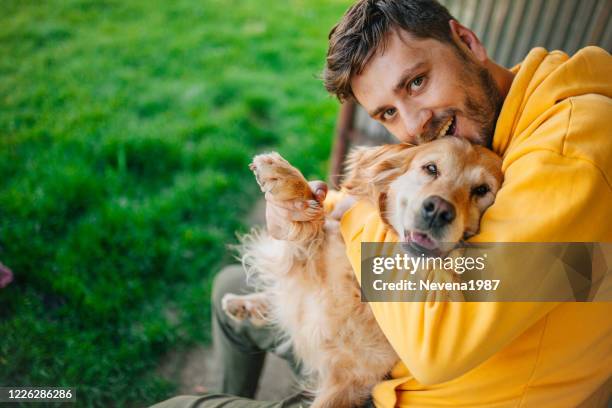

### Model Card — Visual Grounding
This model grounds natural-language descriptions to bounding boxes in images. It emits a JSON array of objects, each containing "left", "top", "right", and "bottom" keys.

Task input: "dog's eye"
[
  {"left": 423, "top": 163, "right": 438, "bottom": 176},
  {"left": 472, "top": 184, "right": 490, "bottom": 197}
]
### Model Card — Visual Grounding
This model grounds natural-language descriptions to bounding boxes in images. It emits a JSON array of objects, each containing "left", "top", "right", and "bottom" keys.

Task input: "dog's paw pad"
[
  {"left": 222, "top": 294, "right": 250, "bottom": 323},
  {"left": 249, "top": 153, "right": 312, "bottom": 202},
  {"left": 221, "top": 294, "right": 269, "bottom": 327}
]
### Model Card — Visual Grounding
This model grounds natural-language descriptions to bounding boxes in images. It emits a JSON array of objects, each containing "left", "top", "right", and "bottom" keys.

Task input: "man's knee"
[{"left": 212, "top": 264, "right": 249, "bottom": 316}]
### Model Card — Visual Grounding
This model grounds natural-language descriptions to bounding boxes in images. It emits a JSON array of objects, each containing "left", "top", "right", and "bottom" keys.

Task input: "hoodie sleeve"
[{"left": 341, "top": 200, "right": 561, "bottom": 385}]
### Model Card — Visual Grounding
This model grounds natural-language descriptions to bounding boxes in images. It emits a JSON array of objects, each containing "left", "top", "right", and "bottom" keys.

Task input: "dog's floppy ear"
[{"left": 341, "top": 143, "right": 419, "bottom": 203}]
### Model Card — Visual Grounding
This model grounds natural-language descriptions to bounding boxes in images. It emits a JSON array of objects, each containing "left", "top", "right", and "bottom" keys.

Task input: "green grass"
[{"left": 0, "top": 0, "right": 349, "bottom": 405}]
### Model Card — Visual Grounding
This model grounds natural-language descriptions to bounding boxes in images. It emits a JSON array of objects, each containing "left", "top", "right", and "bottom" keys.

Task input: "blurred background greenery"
[{"left": 0, "top": 0, "right": 350, "bottom": 405}]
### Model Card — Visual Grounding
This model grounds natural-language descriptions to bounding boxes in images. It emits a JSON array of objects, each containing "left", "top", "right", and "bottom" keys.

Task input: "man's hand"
[
  {"left": 329, "top": 194, "right": 357, "bottom": 221},
  {"left": 265, "top": 180, "right": 328, "bottom": 240}
]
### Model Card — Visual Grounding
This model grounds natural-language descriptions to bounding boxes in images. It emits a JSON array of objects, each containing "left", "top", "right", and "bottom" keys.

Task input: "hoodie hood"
[{"left": 493, "top": 46, "right": 612, "bottom": 156}]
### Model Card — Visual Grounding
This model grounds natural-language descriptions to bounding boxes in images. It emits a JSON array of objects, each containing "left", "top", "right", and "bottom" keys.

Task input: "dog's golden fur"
[{"left": 222, "top": 137, "right": 503, "bottom": 408}]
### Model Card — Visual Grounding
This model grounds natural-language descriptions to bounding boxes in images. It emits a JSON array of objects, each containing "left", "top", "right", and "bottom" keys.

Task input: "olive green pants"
[
  {"left": 152, "top": 265, "right": 373, "bottom": 408},
  {"left": 150, "top": 393, "right": 311, "bottom": 408}
]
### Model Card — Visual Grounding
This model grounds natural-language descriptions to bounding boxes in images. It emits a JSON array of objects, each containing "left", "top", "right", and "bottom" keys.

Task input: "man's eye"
[
  {"left": 410, "top": 76, "right": 425, "bottom": 91},
  {"left": 472, "top": 184, "right": 490, "bottom": 197},
  {"left": 423, "top": 163, "right": 438, "bottom": 176},
  {"left": 382, "top": 108, "right": 396, "bottom": 121}
]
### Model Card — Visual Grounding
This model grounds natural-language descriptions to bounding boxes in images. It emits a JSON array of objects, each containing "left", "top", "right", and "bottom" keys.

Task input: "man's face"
[{"left": 351, "top": 29, "right": 502, "bottom": 146}]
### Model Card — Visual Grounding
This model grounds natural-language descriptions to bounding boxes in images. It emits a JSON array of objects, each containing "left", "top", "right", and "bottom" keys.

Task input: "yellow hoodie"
[{"left": 339, "top": 47, "right": 612, "bottom": 407}]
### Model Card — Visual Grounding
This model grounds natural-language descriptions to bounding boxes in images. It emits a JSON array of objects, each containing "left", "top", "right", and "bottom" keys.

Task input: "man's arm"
[{"left": 341, "top": 149, "right": 612, "bottom": 385}]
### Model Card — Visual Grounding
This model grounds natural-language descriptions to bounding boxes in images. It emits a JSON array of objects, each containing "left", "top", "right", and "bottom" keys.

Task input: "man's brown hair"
[{"left": 324, "top": 0, "right": 456, "bottom": 101}]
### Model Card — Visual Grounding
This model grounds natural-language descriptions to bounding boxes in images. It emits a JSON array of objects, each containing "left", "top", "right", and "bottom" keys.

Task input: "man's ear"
[
  {"left": 341, "top": 143, "right": 418, "bottom": 203},
  {"left": 449, "top": 19, "right": 488, "bottom": 63}
]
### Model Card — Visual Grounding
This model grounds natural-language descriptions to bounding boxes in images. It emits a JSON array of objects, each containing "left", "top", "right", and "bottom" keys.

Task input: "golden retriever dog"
[{"left": 222, "top": 137, "right": 503, "bottom": 408}]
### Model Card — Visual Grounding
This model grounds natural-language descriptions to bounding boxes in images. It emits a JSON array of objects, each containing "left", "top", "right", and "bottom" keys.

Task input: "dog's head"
[{"left": 342, "top": 137, "right": 503, "bottom": 256}]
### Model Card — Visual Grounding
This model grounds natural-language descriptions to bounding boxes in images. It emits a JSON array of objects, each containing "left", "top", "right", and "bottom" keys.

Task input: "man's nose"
[
  {"left": 421, "top": 195, "right": 456, "bottom": 229},
  {"left": 398, "top": 106, "right": 432, "bottom": 144}
]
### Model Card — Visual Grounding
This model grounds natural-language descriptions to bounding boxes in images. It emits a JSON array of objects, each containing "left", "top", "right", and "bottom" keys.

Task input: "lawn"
[{"left": 0, "top": 0, "right": 349, "bottom": 406}]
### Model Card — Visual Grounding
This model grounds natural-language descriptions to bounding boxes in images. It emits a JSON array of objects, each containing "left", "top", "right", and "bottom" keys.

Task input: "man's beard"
[
  {"left": 418, "top": 50, "right": 504, "bottom": 147},
  {"left": 461, "top": 60, "right": 504, "bottom": 147}
]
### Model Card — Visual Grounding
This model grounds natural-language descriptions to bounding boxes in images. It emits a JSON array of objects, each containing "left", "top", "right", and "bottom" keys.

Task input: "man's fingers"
[
  {"left": 263, "top": 180, "right": 327, "bottom": 233},
  {"left": 268, "top": 201, "right": 321, "bottom": 222},
  {"left": 308, "top": 180, "right": 328, "bottom": 203},
  {"left": 264, "top": 192, "right": 307, "bottom": 211},
  {"left": 263, "top": 181, "right": 327, "bottom": 209}
]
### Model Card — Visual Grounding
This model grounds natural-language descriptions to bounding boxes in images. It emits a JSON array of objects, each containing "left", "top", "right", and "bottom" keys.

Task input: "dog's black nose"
[{"left": 421, "top": 195, "right": 456, "bottom": 228}]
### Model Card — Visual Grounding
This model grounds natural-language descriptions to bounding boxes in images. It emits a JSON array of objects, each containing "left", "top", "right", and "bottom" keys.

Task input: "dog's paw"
[
  {"left": 249, "top": 153, "right": 314, "bottom": 203},
  {"left": 221, "top": 293, "right": 249, "bottom": 322},
  {"left": 221, "top": 293, "right": 269, "bottom": 327}
]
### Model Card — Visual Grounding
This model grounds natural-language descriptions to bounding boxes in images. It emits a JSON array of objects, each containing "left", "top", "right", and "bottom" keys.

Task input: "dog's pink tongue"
[{"left": 410, "top": 231, "right": 437, "bottom": 250}]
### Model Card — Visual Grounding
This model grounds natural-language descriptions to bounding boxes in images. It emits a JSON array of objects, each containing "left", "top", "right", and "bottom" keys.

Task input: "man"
[{"left": 153, "top": 0, "right": 612, "bottom": 407}]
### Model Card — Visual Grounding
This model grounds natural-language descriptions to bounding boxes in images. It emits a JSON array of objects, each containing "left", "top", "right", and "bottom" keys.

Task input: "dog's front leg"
[{"left": 250, "top": 153, "right": 325, "bottom": 243}]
